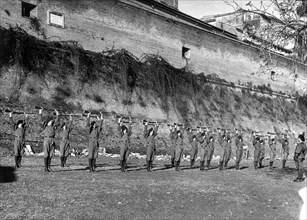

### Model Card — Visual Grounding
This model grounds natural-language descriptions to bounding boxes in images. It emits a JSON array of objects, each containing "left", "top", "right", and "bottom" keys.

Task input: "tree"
[{"left": 225, "top": 0, "right": 307, "bottom": 63}]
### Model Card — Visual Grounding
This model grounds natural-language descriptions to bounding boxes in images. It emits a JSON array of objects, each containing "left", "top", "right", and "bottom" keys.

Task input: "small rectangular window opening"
[
  {"left": 182, "top": 46, "right": 191, "bottom": 59},
  {"left": 21, "top": 1, "right": 37, "bottom": 18}
]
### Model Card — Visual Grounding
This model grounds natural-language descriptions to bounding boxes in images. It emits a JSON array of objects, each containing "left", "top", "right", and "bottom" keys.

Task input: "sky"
[{"left": 178, "top": 0, "right": 273, "bottom": 19}]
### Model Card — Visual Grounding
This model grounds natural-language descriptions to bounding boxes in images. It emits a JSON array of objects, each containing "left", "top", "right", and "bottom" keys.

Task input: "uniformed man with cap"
[
  {"left": 117, "top": 117, "right": 132, "bottom": 172},
  {"left": 222, "top": 134, "right": 232, "bottom": 169},
  {"left": 187, "top": 128, "right": 198, "bottom": 168},
  {"left": 59, "top": 115, "right": 73, "bottom": 167},
  {"left": 143, "top": 121, "right": 159, "bottom": 172},
  {"left": 9, "top": 112, "right": 29, "bottom": 168},
  {"left": 268, "top": 134, "right": 277, "bottom": 170},
  {"left": 258, "top": 139, "right": 265, "bottom": 168},
  {"left": 86, "top": 112, "right": 103, "bottom": 172},
  {"left": 174, "top": 128, "right": 185, "bottom": 171},
  {"left": 252, "top": 132, "right": 261, "bottom": 170},
  {"left": 39, "top": 109, "right": 60, "bottom": 172},
  {"left": 235, "top": 130, "right": 244, "bottom": 170},
  {"left": 196, "top": 128, "right": 207, "bottom": 171},
  {"left": 294, "top": 133, "right": 307, "bottom": 182},
  {"left": 218, "top": 129, "right": 226, "bottom": 170},
  {"left": 278, "top": 133, "right": 289, "bottom": 169},
  {"left": 169, "top": 124, "right": 178, "bottom": 167}
]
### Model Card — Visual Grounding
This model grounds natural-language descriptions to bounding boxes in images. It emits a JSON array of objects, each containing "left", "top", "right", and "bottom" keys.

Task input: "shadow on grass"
[{"left": 0, "top": 166, "right": 17, "bottom": 183}]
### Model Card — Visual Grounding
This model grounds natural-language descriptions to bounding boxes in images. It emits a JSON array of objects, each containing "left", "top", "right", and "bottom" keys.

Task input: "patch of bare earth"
[{"left": 0, "top": 156, "right": 305, "bottom": 220}]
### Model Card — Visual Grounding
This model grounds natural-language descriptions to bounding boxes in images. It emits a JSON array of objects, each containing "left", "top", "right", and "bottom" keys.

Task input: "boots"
[
  {"left": 47, "top": 157, "right": 52, "bottom": 172},
  {"left": 235, "top": 161, "right": 240, "bottom": 170},
  {"left": 18, "top": 156, "right": 22, "bottom": 167},
  {"left": 294, "top": 169, "right": 305, "bottom": 182},
  {"left": 207, "top": 160, "right": 211, "bottom": 170},
  {"left": 176, "top": 161, "right": 182, "bottom": 171},
  {"left": 122, "top": 160, "right": 126, "bottom": 172},
  {"left": 190, "top": 159, "right": 195, "bottom": 168},
  {"left": 282, "top": 160, "right": 286, "bottom": 169},
  {"left": 15, "top": 156, "right": 19, "bottom": 168},
  {"left": 149, "top": 160, "right": 153, "bottom": 172},
  {"left": 171, "top": 158, "right": 175, "bottom": 167},
  {"left": 200, "top": 161, "right": 205, "bottom": 171},
  {"left": 44, "top": 158, "right": 49, "bottom": 172},
  {"left": 224, "top": 161, "right": 228, "bottom": 169},
  {"left": 147, "top": 161, "right": 150, "bottom": 172},
  {"left": 64, "top": 156, "right": 69, "bottom": 167},
  {"left": 269, "top": 161, "right": 274, "bottom": 170},
  {"left": 254, "top": 161, "right": 258, "bottom": 170},
  {"left": 258, "top": 159, "right": 263, "bottom": 168},
  {"left": 206, "top": 160, "right": 210, "bottom": 170},
  {"left": 89, "top": 159, "right": 93, "bottom": 172},
  {"left": 60, "top": 156, "right": 64, "bottom": 167},
  {"left": 219, "top": 161, "right": 224, "bottom": 170},
  {"left": 92, "top": 159, "right": 96, "bottom": 172},
  {"left": 93, "top": 159, "right": 97, "bottom": 168}
]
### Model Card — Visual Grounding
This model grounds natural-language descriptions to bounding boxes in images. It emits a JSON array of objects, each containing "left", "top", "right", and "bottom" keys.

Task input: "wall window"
[
  {"left": 48, "top": 11, "right": 65, "bottom": 28},
  {"left": 21, "top": 1, "right": 37, "bottom": 18},
  {"left": 182, "top": 46, "right": 191, "bottom": 59}
]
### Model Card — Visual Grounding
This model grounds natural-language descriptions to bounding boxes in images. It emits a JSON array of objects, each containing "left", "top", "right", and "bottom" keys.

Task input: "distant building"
[{"left": 201, "top": 10, "right": 292, "bottom": 56}]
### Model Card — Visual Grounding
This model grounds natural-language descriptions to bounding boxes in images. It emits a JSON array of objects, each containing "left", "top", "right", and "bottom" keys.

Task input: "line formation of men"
[{"left": 6, "top": 109, "right": 307, "bottom": 182}]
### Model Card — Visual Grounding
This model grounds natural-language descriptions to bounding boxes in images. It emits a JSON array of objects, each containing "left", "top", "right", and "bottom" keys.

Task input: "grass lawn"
[{"left": 0, "top": 156, "right": 306, "bottom": 220}]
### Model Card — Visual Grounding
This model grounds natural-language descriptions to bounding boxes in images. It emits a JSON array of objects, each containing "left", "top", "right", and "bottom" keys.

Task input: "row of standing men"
[{"left": 7, "top": 110, "right": 306, "bottom": 181}]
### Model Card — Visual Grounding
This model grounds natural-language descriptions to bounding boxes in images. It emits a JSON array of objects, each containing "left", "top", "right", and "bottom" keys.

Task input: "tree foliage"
[{"left": 225, "top": 0, "right": 307, "bottom": 63}]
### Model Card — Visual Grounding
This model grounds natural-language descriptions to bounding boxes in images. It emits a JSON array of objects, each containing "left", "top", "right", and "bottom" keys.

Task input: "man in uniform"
[
  {"left": 169, "top": 124, "right": 178, "bottom": 167},
  {"left": 59, "top": 115, "right": 73, "bottom": 167},
  {"left": 39, "top": 109, "right": 60, "bottom": 172},
  {"left": 294, "top": 134, "right": 307, "bottom": 182},
  {"left": 252, "top": 132, "right": 261, "bottom": 170},
  {"left": 258, "top": 139, "right": 265, "bottom": 168},
  {"left": 278, "top": 133, "right": 289, "bottom": 169},
  {"left": 235, "top": 130, "right": 244, "bottom": 170},
  {"left": 143, "top": 121, "right": 159, "bottom": 172},
  {"left": 196, "top": 128, "right": 207, "bottom": 171},
  {"left": 218, "top": 129, "right": 226, "bottom": 170},
  {"left": 187, "top": 128, "right": 198, "bottom": 168},
  {"left": 175, "top": 128, "right": 185, "bottom": 171},
  {"left": 206, "top": 135, "right": 215, "bottom": 170},
  {"left": 268, "top": 134, "right": 277, "bottom": 170},
  {"left": 9, "top": 112, "right": 29, "bottom": 168},
  {"left": 118, "top": 117, "right": 132, "bottom": 172},
  {"left": 86, "top": 113, "right": 103, "bottom": 172}
]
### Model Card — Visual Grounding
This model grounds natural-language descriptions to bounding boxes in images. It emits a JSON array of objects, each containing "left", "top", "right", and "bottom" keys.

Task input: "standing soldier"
[
  {"left": 86, "top": 112, "right": 103, "bottom": 172},
  {"left": 118, "top": 117, "right": 132, "bottom": 172},
  {"left": 39, "top": 109, "right": 60, "bottom": 172},
  {"left": 175, "top": 128, "right": 185, "bottom": 171},
  {"left": 143, "top": 121, "right": 159, "bottom": 172},
  {"left": 187, "top": 128, "right": 198, "bottom": 168},
  {"left": 268, "top": 134, "right": 277, "bottom": 170},
  {"left": 235, "top": 130, "right": 244, "bottom": 170},
  {"left": 278, "top": 133, "right": 289, "bottom": 169},
  {"left": 222, "top": 134, "right": 232, "bottom": 169},
  {"left": 294, "top": 134, "right": 307, "bottom": 182},
  {"left": 218, "top": 129, "right": 226, "bottom": 170},
  {"left": 169, "top": 124, "right": 177, "bottom": 167},
  {"left": 196, "top": 128, "right": 207, "bottom": 171},
  {"left": 258, "top": 139, "right": 265, "bottom": 168},
  {"left": 208, "top": 130, "right": 216, "bottom": 169},
  {"left": 59, "top": 115, "right": 73, "bottom": 167},
  {"left": 252, "top": 132, "right": 261, "bottom": 170},
  {"left": 9, "top": 112, "right": 29, "bottom": 168},
  {"left": 206, "top": 135, "right": 215, "bottom": 170}
]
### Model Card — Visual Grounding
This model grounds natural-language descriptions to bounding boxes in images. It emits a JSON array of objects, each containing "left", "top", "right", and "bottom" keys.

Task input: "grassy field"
[{"left": 0, "top": 156, "right": 306, "bottom": 220}]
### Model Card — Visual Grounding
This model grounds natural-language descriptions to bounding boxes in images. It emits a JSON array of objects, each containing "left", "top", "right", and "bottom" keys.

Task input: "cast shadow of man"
[{"left": 0, "top": 166, "right": 17, "bottom": 183}]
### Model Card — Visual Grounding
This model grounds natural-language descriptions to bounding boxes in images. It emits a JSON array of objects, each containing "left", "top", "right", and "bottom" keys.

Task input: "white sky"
[{"left": 178, "top": 0, "right": 273, "bottom": 19}]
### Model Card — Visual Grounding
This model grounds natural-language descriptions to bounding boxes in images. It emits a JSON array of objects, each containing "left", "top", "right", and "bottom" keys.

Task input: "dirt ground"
[{"left": 0, "top": 156, "right": 306, "bottom": 220}]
